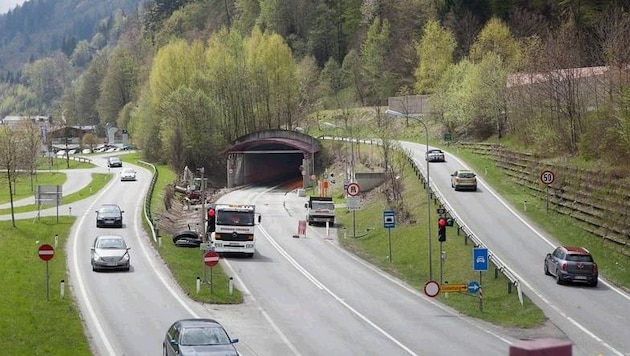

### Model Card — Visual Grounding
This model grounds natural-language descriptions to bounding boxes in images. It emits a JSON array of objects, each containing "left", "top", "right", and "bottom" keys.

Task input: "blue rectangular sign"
[
  {"left": 383, "top": 210, "right": 395, "bottom": 229},
  {"left": 473, "top": 247, "right": 489, "bottom": 271}
]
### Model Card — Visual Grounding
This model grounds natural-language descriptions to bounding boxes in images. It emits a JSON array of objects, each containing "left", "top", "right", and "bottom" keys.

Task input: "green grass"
[
  {"left": 0, "top": 173, "right": 112, "bottom": 215},
  {"left": 141, "top": 157, "right": 243, "bottom": 303},
  {"left": 334, "top": 144, "right": 547, "bottom": 328},
  {"left": 448, "top": 146, "right": 630, "bottom": 288},
  {"left": 0, "top": 216, "right": 91, "bottom": 355}
]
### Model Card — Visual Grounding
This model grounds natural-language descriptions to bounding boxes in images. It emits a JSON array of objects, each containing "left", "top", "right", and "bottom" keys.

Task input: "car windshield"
[
  {"left": 458, "top": 172, "right": 475, "bottom": 178},
  {"left": 96, "top": 238, "right": 125, "bottom": 249},
  {"left": 312, "top": 202, "right": 334, "bottom": 210},
  {"left": 100, "top": 206, "right": 120, "bottom": 213},
  {"left": 180, "top": 326, "right": 231, "bottom": 346},
  {"left": 216, "top": 211, "right": 254, "bottom": 226}
]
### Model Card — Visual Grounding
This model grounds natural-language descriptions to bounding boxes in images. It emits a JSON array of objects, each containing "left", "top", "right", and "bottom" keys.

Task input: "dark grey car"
[
  {"left": 544, "top": 246, "right": 598, "bottom": 287},
  {"left": 90, "top": 235, "right": 130, "bottom": 271},
  {"left": 163, "top": 319, "right": 239, "bottom": 356},
  {"left": 95, "top": 204, "right": 124, "bottom": 228}
]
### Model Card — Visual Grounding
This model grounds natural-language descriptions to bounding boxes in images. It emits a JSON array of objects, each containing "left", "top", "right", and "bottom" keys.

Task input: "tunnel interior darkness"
[{"left": 241, "top": 142, "right": 305, "bottom": 185}]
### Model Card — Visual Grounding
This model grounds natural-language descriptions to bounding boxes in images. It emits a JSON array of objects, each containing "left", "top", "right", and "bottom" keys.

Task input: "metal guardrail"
[
  {"left": 138, "top": 160, "right": 159, "bottom": 243},
  {"left": 319, "top": 135, "right": 520, "bottom": 293}
]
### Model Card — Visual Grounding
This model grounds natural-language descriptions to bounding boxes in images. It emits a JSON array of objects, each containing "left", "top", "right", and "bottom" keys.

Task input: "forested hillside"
[{"left": 0, "top": 0, "right": 629, "bottom": 176}]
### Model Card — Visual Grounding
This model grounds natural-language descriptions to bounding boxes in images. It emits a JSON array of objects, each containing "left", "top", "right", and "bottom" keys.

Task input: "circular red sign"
[
  {"left": 540, "top": 170, "right": 555, "bottom": 185},
  {"left": 38, "top": 244, "right": 55, "bottom": 261},
  {"left": 203, "top": 250, "right": 219, "bottom": 267},
  {"left": 424, "top": 280, "right": 440, "bottom": 297}
]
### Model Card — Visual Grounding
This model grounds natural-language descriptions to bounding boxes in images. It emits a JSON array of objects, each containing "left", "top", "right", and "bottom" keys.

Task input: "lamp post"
[{"left": 386, "top": 110, "right": 433, "bottom": 281}]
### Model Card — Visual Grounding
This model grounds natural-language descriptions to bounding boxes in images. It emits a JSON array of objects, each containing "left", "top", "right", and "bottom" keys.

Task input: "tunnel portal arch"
[{"left": 223, "top": 129, "right": 322, "bottom": 188}]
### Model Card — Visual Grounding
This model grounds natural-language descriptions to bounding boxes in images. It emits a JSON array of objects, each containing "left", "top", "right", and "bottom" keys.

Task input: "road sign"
[
  {"left": 38, "top": 244, "right": 55, "bottom": 261},
  {"left": 203, "top": 250, "right": 219, "bottom": 267},
  {"left": 440, "top": 284, "right": 467, "bottom": 293},
  {"left": 468, "top": 281, "right": 481, "bottom": 294},
  {"left": 346, "top": 196, "right": 361, "bottom": 210},
  {"left": 346, "top": 182, "right": 360, "bottom": 196},
  {"left": 473, "top": 247, "right": 489, "bottom": 271},
  {"left": 424, "top": 280, "right": 440, "bottom": 297},
  {"left": 540, "top": 170, "right": 555, "bottom": 185},
  {"left": 383, "top": 210, "right": 395, "bottom": 228}
]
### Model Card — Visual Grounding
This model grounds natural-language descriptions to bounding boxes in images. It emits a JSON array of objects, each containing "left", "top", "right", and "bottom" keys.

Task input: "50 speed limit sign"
[{"left": 540, "top": 170, "right": 555, "bottom": 185}]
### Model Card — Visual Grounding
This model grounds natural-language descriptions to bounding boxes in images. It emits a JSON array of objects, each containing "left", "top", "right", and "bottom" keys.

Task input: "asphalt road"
[
  {"left": 4, "top": 148, "right": 629, "bottom": 355},
  {"left": 400, "top": 141, "right": 630, "bottom": 356}
]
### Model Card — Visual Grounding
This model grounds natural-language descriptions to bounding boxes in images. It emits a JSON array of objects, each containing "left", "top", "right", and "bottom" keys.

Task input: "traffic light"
[
  {"left": 438, "top": 218, "right": 447, "bottom": 242},
  {"left": 207, "top": 208, "right": 216, "bottom": 233},
  {"left": 446, "top": 217, "right": 454, "bottom": 226}
]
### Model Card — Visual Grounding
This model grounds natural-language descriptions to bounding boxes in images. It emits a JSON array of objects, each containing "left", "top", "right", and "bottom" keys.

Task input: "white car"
[{"left": 120, "top": 168, "right": 137, "bottom": 181}]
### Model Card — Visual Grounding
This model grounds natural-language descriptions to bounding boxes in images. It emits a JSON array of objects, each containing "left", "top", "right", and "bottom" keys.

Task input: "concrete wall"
[{"left": 355, "top": 172, "right": 386, "bottom": 192}]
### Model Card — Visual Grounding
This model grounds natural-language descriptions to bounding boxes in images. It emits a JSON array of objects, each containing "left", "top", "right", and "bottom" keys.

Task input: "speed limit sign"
[{"left": 540, "top": 170, "right": 555, "bottom": 185}]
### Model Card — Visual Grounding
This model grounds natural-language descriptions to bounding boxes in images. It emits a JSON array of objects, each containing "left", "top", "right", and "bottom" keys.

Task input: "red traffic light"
[{"left": 438, "top": 218, "right": 447, "bottom": 227}]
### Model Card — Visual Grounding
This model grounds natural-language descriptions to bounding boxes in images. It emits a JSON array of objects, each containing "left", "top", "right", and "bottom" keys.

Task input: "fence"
[{"left": 138, "top": 160, "right": 159, "bottom": 243}]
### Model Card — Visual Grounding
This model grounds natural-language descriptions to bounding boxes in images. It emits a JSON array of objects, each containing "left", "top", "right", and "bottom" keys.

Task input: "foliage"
[{"left": 414, "top": 19, "right": 456, "bottom": 95}]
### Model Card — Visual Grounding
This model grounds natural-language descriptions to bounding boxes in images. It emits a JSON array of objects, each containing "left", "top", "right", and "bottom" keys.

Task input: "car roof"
[
  {"left": 96, "top": 234, "right": 125, "bottom": 240},
  {"left": 561, "top": 246, "right": 591, "bottom": 254},
  {"left": 176, "top": 318, "right": 222, "bottom": 328},
  {"left": 457, "top": 169, "right": 474, "bottom": 174},
  {"left": 428, "top": 149, "right": 443, "bottom": 152}
]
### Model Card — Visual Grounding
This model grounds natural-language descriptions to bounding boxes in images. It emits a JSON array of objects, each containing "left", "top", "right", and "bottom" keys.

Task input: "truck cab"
[{"left": 305, "top": 196, "right": 335, "bottom": 226}]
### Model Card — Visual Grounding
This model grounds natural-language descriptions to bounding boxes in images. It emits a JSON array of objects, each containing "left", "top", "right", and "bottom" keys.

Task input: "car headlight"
[
  {"left": 93, "top": 254, "right": 103, "bottom": 262},
  {"left": 121, "top": 254, "right": 130, "bottom": 261}
]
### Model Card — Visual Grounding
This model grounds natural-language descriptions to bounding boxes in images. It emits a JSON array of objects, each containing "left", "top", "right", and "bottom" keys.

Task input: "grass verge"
[
  {"left": 0, "top": 216, "right": 91, "bottom": 355},
  {"left": 141, "top": 156, "right": 243, "bottom": 304},
  {"left": 334, "top": 144, "right": 547, "bottom": 328},
  {"left": 0, "top": 173, "right": 112, "bottom": 215},
  {"left": 448, "top": 145, "right": 630, "bottom": 289}
]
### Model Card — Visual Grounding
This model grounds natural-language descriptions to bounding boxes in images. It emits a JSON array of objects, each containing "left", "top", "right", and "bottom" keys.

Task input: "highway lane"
[
  {"left": 64, "top": 159, "right": 294, "bottom": 355},
  {"left": 400, "top": 141, "right": 630, "bottom": 356},
  {"left": 216, "top": 186, "right": 518, "bottom": 355}
]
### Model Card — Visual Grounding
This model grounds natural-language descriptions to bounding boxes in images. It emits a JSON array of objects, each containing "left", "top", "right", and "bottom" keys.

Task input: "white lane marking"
[
  {"left": 406, "top": 142, "right": 625, "bottom": 355},
  {"left": 71, "top": 174, "right": 120, "bottom": 356},
  {"left": 256, "top": 223, "right": 420, "bottom": 356}
]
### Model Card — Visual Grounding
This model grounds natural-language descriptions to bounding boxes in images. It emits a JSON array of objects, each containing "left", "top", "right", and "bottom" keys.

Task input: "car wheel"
[
  {"left": 163, "top": 344, "right": 168, "bottom": 356},
  {"left": 246, "top": 253, "right": 254, "bottom": 258},
  {"left": 544, "top": 261, "right": 550, "bottom": 276},
  {"left": 555, "top": 269, "right": 563, "bottom": 285},
  {"left": 590, "top": 279, "right": 598, "bottom": 287}
]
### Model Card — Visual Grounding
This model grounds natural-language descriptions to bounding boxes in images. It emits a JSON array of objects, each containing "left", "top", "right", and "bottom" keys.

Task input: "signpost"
[
  {"left": 203, "top": 250, "right": 220, "bottom": 294},
  {"left": 346, "top": 183, "right": 361, "bottom": 238},
  {"left": 346, "top": 182, "right": 360, "bottom": 196},
  {"left": 424, "top": 280, "right": 440, "bottom": 297},
  {"left": 38, "top": 244, "right": 54, "bottom": 300},
  {"left": 540, "top": 170, "right": 555, "bottom": 213},
  {"left": 383, "top": 210, "right": 395, "bottom": 262},
  {"left": 440, "top": 284, "right": 467, "bottom": 293},
  {"left": 472, "top": 247, "right": 488, "bottom": 312}
]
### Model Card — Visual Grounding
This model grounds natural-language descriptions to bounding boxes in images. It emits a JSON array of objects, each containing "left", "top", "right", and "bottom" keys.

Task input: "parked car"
[
  {"left": 120, "top": 168, "right": 137, "bottom": 181},
  {"left": 544, "top": 246, "right": 598, "bottom": 287},
  {"left": 425, "top": 149, "right": 445, "bottom": 162},
  {"left": 107, "top": 156, "right": 122, "bottom": 168},
  {"left": 90, "top": 235, "right": 130, "bottom": 271},
  {"left": 163, "top": 319, "right": 239, "bottom": 356},
  {"left": 95, "top": 204, "right": 124, "bottom": 228},
  {"left": 450, "top": 170, "right": 477, "bottom": 191}
]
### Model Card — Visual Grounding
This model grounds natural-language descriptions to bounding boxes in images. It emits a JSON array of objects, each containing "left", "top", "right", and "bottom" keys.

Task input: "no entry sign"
[
  {"left": 38, "top": 244, "right": 55, "bottom": 261},
  {"left": 203, "top": 250, "right": 219, "bottom": 267}
]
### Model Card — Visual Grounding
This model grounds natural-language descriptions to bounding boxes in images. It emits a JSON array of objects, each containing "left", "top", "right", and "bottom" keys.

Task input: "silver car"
[
  {"left": 425, "top": 149, "right": 445, "bottom": 162},
  {"left": 90, "top": 235, "right": 131, "bottom": 271},
  {"left": 120, "top": 168, "right": 137, "bottom": 181}
]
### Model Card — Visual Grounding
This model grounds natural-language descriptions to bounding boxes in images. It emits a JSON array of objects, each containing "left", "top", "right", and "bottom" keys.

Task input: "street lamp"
[{"left": 385, "top": 109, "right": 433, "bottom": 281}]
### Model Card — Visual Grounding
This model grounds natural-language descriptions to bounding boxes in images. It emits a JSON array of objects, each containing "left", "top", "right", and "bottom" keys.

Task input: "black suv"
[{"left": 544, "top": 246, "right": 598, "bottom": 287}]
